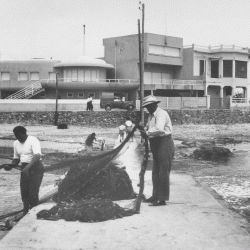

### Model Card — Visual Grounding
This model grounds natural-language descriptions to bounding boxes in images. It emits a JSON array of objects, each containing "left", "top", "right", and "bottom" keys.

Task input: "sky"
[{"left": 1, "top": 0, "right": 250, "bottom": 60}]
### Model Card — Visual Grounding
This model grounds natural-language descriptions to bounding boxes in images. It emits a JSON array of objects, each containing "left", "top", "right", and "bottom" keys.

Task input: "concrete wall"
[
  {"left": 0, "top": 59, "right": 60, "bottom": 92},
  {"left": 1, "top": 109, "right": 250, "bottom": 127}
]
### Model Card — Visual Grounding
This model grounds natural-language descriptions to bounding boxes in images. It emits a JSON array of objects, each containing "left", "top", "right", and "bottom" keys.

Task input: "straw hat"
[
  {"left": 142, "top": 95, "right": 161, "bottom": 108},
  {"left": 119, "top": 125, "right": 126, "bottom": 131},
  {"left": 125, "top": 120, "right": 132, "bottom": 127}
]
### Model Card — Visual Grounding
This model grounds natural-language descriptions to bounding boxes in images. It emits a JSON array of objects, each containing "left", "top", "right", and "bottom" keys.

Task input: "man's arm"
[
  {"left": 22, "top": 154, "right": 41, "bottom": 172},
  {"left": 147, "top": 111, "right": 168, "bottom": 138},
  {"left": 11, "top": 158, "right": 20, "bottom": 166}
]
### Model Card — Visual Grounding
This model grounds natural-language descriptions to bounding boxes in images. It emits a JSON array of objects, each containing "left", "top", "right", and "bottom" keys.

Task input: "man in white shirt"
[
  {"left": 140, "top": 95, "right": 175, "bottom": 206},
  {"left": 10, "top": 126, "right": 44, "bottom": 214}
]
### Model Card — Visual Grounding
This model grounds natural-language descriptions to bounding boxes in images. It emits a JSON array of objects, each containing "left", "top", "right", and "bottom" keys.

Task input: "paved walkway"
[{"left": 0, "top": 168, "right": 250, "bottom": 250}]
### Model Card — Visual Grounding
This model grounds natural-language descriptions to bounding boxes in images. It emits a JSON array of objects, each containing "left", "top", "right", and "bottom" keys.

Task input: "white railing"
[
  {"left": 184, "top": 44, "right": 249, "bottom": 53},
  {"left": 145, "top": 79, "right": 204, "bottom": 85},
  {"left": 5, "top": 81, "right": 44, "bottom": 99},
  {"left": 172, "top": 80, "right": 203, "bottom": 85},
  {"left": 46, "top": 78, "right": 139, "bottom": 84},
  {"left": 232, "top": 98, "right": 248, "bottom": 103}
]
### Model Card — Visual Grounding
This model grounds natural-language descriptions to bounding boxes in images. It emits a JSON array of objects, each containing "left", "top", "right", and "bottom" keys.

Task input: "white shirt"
[
  {"left": 13, "top": 135, "right": 42, "bottom": 163},
  {"left": 146, "top": 107, "right": 172, "bottom": 138}
]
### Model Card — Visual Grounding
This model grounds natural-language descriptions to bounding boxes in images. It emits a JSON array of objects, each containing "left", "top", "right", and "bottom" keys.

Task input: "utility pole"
[
  {"left": 83, "top": 25, "right": 86, "bottom": 56},
  {"left": 139, "top": 2, "right": 145, "bottom": 125},
  {"left": 54, "top": 73, "right": 58, "bottom": 126},
  {"left": 138, "top": 19, "right": 142, "bottom": 117}
]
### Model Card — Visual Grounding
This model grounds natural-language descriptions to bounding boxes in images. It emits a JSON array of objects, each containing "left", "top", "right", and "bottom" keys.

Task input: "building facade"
[
  {"left": 0, "top": 33, "right": 249, "bottom": 109},
  {"left": 0, "top": 56, "right": 139, "bottom": 101},
  {"left": 180, "top": 44, "right": 250, "bottom": 108}
]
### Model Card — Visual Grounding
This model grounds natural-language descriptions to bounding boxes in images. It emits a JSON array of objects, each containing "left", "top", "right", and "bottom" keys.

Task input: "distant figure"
[
  {"left": 122, "top": 96, "right": 125, "bottom": 102},
  {"left": 85, "top": 132, "right": 96, "bottom": 152},
  {"left": 114, "top": 125, "right": 127, "bottom": 147},
  {"left": 86, "top": 95, "right": 93, "bottom": 111},
  {"left": 125, "top": 118, "right": 134, "bottom": 141}
]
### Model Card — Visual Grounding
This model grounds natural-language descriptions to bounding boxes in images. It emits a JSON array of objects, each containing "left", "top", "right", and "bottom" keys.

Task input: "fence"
[{"left": 136, "top": 96, "right": 209, "bottom": 110}]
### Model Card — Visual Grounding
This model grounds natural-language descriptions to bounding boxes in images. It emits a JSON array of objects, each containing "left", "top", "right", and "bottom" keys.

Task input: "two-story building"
[{"left": 180, "top": 44, "right": 250, "bottom": 108}]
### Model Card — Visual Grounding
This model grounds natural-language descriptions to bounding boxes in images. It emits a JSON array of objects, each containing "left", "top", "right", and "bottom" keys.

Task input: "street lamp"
[{"left": 54, "top": 73, "right": 59, "bottom": 126}]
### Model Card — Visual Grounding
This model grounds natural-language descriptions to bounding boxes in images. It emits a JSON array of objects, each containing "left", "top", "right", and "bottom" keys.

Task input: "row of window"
[
  {"left": 144, "top": 72, "right": 172, "bottom": 84},
  {"left": 149, "top": 45, "right": 180, "bottom": 58},
  {"left": 0, "top": 72, "right": 56, "bottom": 81},
  {"left": 64, "top": 69, "right": 99, "bottom": 82},
  {"left": 0, "top": 69, "right": 100, "bottom": 82},
  {"left": 198, "top": 60, "right": 247, "bottom": 78}
]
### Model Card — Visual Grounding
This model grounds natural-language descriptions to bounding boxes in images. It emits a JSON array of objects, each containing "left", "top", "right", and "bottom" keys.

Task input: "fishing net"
[{"left": 36, "top": 124, "right": 149, "bottom": 223}]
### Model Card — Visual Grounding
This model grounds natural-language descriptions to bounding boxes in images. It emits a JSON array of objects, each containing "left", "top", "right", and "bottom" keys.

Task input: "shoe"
[
  {"left": 144, "top": 197, "right": 156, "bottom": 203},
  {"left": 149, "top": 201, "right": 166, "bottom": 206}
]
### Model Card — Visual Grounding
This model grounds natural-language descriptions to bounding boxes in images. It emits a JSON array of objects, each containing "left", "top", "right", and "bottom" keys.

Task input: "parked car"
[{"left": 100, "top": 96, "right": 135, "bottom": 111}]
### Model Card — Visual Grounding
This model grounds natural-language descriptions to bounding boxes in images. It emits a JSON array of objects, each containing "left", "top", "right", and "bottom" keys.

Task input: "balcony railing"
[
  {"left": 232, "top": 97, "right": 248, "bottom": 103},
  {"left": 184, "top": 44, "right": 249, "bottom": 54},
  {"left": 43, "top": 78, "right": 139, "bottom": 84},
  {"left": 145, "top": 79, "right": 204, "bottom": 85}
]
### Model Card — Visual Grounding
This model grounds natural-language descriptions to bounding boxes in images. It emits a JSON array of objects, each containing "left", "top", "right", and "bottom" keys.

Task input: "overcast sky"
[{"left": 0, "top": 0, "right": 250, "bottom": 60}]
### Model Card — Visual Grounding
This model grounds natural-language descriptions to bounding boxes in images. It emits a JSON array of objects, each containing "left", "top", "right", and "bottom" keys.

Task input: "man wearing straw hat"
[{"left": 140, "top": 95, "right": 175, "bottom": 206}]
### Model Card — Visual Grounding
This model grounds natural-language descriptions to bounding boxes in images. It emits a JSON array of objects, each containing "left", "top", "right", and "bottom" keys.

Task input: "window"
[
  {"left": 63, "top": 69, "right": 99, "bottom": 82},
  {"left": 78, "top": 93, "right": 84, "bottom": 97},
  {"left": 88, "top": 93, "right": 95, "bottom": 98},
  {"left": 30, "top": 72, "right": 39, "bottom": 81},
  {"left": 72, "top": 70, "right": 77, "bottom": 82},
  {"left": 78, "top": 70, "right": 84, "bottom": 81},
  {"left": 152, "top": 72, "right": 161, "bottom": 84},
  {"left": 199, "top": 60, "right": 205, "bottom": 76},
  {"left": 223, "top": 60, "right": 233, "bottom": 77},
  {"left": 211, "top": 60, "right": 219, "bottom": 78},
  {"left": 67, "top": 93, "right": 73, "bottom": 98},
  {"left": 91, "top": 70, "right": 97, "bottom": 81},
  {"left": 144, "top": 72, "right": 152, "bottom": 84},
  {"left": 19, "top": 72, "right": 28, "bottom": 81},
  {"left": 65, "top": 70, "right": 72, "bottom": 82},
  {"left": 85, "top": 70, "right": 91, "bottom": 81},
  {"left": 49, "top": 72, "right": 56, "bottom": 80},
  {"left": 1, "top": 72, "right": 10, "bottom": 80},
  {"left": 235, "top": 60, "right": 247, "bottom": 78},
  {"left": 149, "top": 45, "right": 180, "bottom": 57}
]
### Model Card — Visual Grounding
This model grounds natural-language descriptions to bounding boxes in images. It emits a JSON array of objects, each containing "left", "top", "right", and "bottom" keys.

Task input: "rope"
[{"left": 0, "top": 124, "right": 147, "bottom": 220}]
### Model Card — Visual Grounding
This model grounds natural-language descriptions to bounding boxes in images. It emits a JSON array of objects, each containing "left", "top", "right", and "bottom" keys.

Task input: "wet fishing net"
[{"left": 36, "top": 124, "right": 149, "bottom": 223}]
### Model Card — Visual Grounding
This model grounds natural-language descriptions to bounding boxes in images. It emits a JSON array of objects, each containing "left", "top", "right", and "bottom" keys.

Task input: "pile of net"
[
  {"left": 53, "top": 162, "right": 136, "bottom": 203},
  {"left": 37, "top": 125, "right": 148, "bottom": 223},
  {"left": 37, "top": 199, "right": 134, "bottom": 222}
]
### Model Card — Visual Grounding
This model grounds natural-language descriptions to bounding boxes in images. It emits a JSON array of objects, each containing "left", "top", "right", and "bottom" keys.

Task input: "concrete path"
[{"left": 0, "top": 169, "right": 250, "bottom": 250}]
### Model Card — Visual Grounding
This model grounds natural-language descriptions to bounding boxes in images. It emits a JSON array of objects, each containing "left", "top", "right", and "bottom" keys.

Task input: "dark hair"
[{"left": 13, "top": 126, "right": 27, "bottom": 135}]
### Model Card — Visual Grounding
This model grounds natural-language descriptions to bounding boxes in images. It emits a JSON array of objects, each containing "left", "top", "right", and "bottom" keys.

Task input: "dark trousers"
[
  {"left": 149, "top": 135, "right": 175, "bottom": 201},
  {"left": 86, "top": 101, "right": 93, "bottom": 111},
  {"left": 20, "top": 161, "right": 44, "bottom": 213}
]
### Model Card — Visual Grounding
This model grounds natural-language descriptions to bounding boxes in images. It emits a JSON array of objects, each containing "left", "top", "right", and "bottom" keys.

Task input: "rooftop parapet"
[{"left": 183, "top": 44, "right": 249, "bottom": 54}]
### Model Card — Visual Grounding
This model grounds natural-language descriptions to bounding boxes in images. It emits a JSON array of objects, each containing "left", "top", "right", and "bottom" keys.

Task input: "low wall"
[{"left": 0, "top": 109, "right": 250, "bottom": 127}]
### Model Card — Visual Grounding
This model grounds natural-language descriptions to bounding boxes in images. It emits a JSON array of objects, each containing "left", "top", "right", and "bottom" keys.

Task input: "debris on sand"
[{"left": 193, "top": 146, "right": 233, "bottom": 161}]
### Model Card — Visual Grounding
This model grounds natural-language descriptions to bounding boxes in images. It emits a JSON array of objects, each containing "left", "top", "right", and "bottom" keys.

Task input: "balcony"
[
  {"left": 144, "top": 79, "right": 205, "bottom": 91},
  {"left": 41, "top": 78, "right": 139, "bottom": 90}
]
